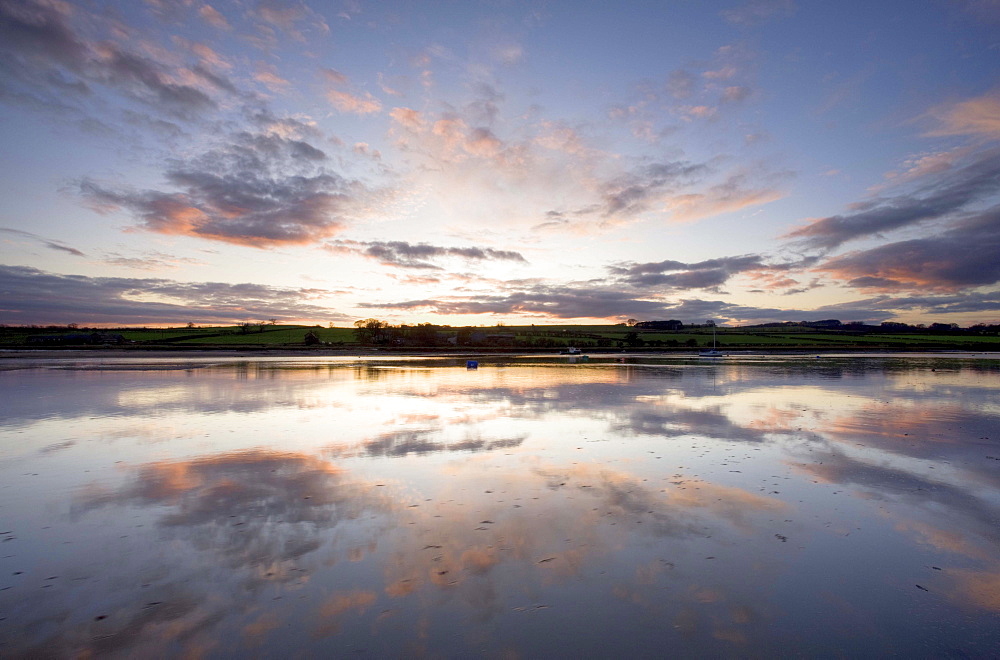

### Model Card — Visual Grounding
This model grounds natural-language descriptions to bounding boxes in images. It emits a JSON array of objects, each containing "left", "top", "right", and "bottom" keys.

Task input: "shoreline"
[{"left": 2, "top": 347, "right": 999, "bottom": 361}]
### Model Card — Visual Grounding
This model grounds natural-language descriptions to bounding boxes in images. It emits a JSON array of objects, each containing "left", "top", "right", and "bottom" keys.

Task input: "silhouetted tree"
[{"left": 354, "top": 318, "right": 393, "bottom": 344}]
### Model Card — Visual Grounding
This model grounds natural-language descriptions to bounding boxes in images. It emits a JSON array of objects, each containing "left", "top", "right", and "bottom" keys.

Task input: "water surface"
[{"left": 2, "top": 355, "right": 999, "bottom": 657}]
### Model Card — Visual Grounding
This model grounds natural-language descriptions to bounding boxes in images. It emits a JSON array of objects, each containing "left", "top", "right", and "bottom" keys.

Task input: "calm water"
[{"left": 1, "top": 354, "right": 999, "bottom": 657}]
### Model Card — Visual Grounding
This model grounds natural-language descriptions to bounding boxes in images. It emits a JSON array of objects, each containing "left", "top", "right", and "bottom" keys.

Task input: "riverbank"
[{"left": 3, "top": 346, "right": 999, "bottom": 362}]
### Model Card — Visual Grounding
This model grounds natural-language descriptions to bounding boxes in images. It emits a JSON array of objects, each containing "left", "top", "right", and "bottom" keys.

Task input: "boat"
[
  {"left": 560, "top": 346, "right": 582, "bottom": 355},
  {"left": 699, "top": 327, "right": 723, "bottom": 357}
]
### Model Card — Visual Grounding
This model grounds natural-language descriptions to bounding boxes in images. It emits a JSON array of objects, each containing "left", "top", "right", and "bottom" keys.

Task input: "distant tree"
[
  {"left": 705, "top": 319, "right": 716, "bottom": 327},
  {"left": 635, "top": 319, "right": 683, "bottom": 330},
  {"left": 624, "top": 331, "right": 644, "bottom": 347},
  {"left": 410, "top": 323, "right": 439, "bottom": 345},
  {"left": 187, "top": 322, "right": 195, "bottom": 328},
  {"left": 268, "top": 318, "right": 278, "bottom": 325},
  {"left": 354, "top": 318, "right": 393, "bottom": 344},
  {"left": 626, "top": 318, "right": 638, "bottom": 326}
]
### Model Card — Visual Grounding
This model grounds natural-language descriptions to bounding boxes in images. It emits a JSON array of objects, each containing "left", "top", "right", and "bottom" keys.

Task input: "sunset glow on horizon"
[{"left": 2, "top": 0, "right": 999, "bottom": 327}]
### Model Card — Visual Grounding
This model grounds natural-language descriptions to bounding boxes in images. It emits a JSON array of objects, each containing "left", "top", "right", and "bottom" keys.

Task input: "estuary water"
[{"left": 1, "top": 354, "right": 999, "bottom": 657}]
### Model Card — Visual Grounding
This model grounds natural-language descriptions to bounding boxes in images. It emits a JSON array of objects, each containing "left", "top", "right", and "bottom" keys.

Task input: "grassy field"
[{"left": 3, "top": 323, "right": 998, "bottom": 350}]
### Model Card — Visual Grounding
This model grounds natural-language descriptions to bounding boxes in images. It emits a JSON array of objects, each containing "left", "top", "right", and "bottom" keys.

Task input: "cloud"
[
  {"left": 0, "top": 227, "right": 86, "bottom": 257},
  {"left": 251, "top": 0, "right": 329, "bottom": 43},
  {"left": 253, "top": 67, "right": 291, "bottom": 92},
  {"left": 666, "top": 70, "right": 696, "bottom": 99},
  {"left": 389, "top": 106, "right": 424, "bottom": 131},
  {"left": 0, "top": 0, "right": 235, "bottom": 120},
  {"left": 388, "top": 102, "right": 539, "bottom": 179},
  {"left": 610, "top": 255, "right": 768, "bottom": 289},
  {"left": 596, "top": 160, "right": 709, "bottom": 219},
  {"left": 926, "top": 91, "right": 1000, "bottom": 139},
  {"left": 786, "top": 147, "right": 1000, "bottom": 250},
  {"left": 664, "top": 171, "right": 787, "bottom": 223},
  {"left": 722, "top": 85, "right": 752, "bottom": 103},
  {"left": 325, "top": 240, "right": 527, "bottom": 270},
  {"left": 326, "top": 88, "right": 382, "bottom": 114},
  {"left": 359, "top": 285, "right": 686, "bottom": 320},
  {"left": 322, "top": 68, "right": 382, "bottom": 114},
  {"left": 360, "top": 280, "right": 910, "bottom": 324},
  {"left": 79, "top": 130, "right": 376, "bottom": 247},
  {"left": 0, "top": 264, "right": 347, "bottom": 325},
  {"left": 198, "top": 4, "right": 232, "bottom": 30},
  {"left": 101, "top": 250, "right": 206, "bottom": 271},
  {"left": 818, "top": 204, "right": 1000, "bottom": 292}
]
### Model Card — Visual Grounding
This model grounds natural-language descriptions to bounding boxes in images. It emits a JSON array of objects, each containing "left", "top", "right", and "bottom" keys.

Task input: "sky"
[{"left": 1, "top": 0, "right": 999, "bottom": 328}]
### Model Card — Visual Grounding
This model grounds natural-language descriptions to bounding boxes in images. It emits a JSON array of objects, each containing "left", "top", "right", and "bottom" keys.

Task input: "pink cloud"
[
  {"left": 199, "top": 5, "right": 231, "bottom": 30},
  {"left": 254, "top": 68, "right": 291, "bottom": 91},
  {"left": 389, "top": 107, "right": 425, "bottom": 131},
  {"left": 926, "top": 92, "right": 1000, "bottom": 138}
]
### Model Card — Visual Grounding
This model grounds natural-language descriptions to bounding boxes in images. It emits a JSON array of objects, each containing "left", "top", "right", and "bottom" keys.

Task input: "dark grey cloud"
[
  {"left": 844, "top": 291, "right": 1000, "bottom": 316},
  {"left": 819, "top": 204, "right": 1000, "bottom": 291},
  {"left": 0, "top": 0, "right": 236, "bottom": 120},
  {"left": 0, "top": 227, "right": 86, "bottom": 256},
  {"left": 359, "top": 283, "right": 894, "bottom": 324},
  {"left": 79, "top": 130, "right": 368, "bottom": 247},
  {"left": 327, "top": 429, "right": 527, "bottom": 458},
  {"left": 360, "top": 286, "right": 680, "bottom": 319},
  {"left": 786, "top": 147, "right": 1000, "bottom": 250},
  {"left": 0, "top": 264, "right": 347, "bottom": 325},
  {"left": 0, "top": 0, "right": 88, "bottom": 71},
  {"left": 610, "top": 254, "right": 766, "bottom": 288},
  {"left": 326, "top": 240, "right": 527, "bottom": 270}
]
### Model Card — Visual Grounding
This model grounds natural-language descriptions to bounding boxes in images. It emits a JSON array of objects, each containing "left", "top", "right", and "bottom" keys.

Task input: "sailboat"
[{"left": 699, "top": 327, "right": 723, "bottom": 357}]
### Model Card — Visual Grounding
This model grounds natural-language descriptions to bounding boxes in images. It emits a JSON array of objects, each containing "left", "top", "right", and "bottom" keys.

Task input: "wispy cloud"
[
  {"left": 322, "top": 68, "right": 382, "bottom": 114},
  {"left": 100, "top": 250, "right": 206, "bottom": 271},
  {"left": 610, "top": 254, "right": 767, "bottom": 289},
  {"left": 325, "top": 240, "right": 527, "bottom": 270},
  {"left": 0, "top": 227, "right": 86, "bottom": 257},
  {"left": 786, "top": 147, "right": 1000, "bottom": 250},
  {"left": 926, "top": 91, "right": 1000, "bottom": 139}
]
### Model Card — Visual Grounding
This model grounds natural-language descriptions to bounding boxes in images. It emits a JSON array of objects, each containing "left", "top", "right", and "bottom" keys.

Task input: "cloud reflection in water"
[{"left": 0, "top": 356, "right": 998, "bottom": 656}]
